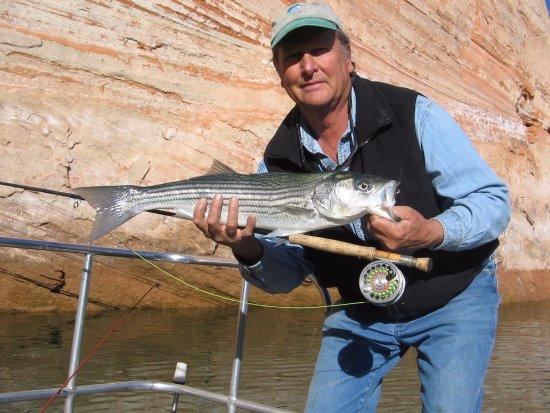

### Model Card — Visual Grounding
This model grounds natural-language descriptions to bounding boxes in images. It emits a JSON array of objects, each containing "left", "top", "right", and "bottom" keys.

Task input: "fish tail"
[{"left": 73, "top": 185, "right": 143, "bottom": 241}]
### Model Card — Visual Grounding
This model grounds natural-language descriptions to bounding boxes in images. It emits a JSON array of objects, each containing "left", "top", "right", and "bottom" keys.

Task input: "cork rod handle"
[{"left": 288, "top": 234, "right": 433, "bottom": 273}]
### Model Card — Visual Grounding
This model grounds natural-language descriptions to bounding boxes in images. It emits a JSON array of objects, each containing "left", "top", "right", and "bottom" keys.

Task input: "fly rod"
[
  {"left": 288, "top": 234, "right": 432, "bottom": 272},
  {"left": 0, "top": 181, "right": 175, "bottom": 217},
  {"left": 0, "top": 181, "right": 432, "bottom": 272}
]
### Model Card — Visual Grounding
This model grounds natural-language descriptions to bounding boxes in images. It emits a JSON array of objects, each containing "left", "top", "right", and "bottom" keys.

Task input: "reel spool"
[{"left": 359, "top": 260, "right": 406, "bottom": 306}]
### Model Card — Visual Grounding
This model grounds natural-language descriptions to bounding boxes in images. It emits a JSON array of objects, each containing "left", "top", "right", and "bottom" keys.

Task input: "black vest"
[{"left": 264, "top": 76, "right": 498, "bottom": 316}]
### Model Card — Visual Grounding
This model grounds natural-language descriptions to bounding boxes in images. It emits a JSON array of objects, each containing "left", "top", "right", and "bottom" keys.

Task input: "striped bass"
[{"left": 73, "top": 162, "right": 399, "bottom": 241}]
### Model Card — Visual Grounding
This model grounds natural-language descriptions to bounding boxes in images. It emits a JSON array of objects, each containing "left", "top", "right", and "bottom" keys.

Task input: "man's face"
[{"left": 273, "top": 28, "right": 353, "bottom": 109}]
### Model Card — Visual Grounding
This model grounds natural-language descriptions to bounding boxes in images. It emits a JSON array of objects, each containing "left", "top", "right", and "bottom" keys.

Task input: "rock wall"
[{"left": 0, "top": 0, "right": 548, "bottom": 312}]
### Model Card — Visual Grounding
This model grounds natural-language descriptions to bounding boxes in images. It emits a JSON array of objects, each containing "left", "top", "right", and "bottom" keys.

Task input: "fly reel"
[{"left": 359, "top": 260, "right": 405, "bottom": 306}]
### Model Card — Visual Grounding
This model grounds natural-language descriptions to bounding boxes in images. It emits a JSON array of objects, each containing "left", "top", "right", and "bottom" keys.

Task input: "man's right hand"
[{"left": 192, "top": 195, "right": 263, "bottom": 265}]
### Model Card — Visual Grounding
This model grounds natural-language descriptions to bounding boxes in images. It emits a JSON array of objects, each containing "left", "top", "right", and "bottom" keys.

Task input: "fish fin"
[
  {"left": 265, "top": 229, "right": 306, "bottom": 237},
  {"left": 206, "top": 159, "right": 237, "bottom": 175},
  {"left": 72, "top": 185, "right": 143, "bottom": 241},
  {"left": 282, "top": 204, "right": 320, "bottom": 220},
  {"left": 172, "top": 209, "right": 193, "bottom": 219}
]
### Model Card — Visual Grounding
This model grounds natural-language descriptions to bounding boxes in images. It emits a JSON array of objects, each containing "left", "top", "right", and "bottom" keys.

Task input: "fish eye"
[{"left": 359, "top": 182, "right": 373, "bottom": 192}]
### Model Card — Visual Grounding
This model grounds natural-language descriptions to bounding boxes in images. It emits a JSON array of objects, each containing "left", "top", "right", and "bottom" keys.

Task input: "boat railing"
[{"left": 0, "top": 236, "right": 331, "bottom": 413}]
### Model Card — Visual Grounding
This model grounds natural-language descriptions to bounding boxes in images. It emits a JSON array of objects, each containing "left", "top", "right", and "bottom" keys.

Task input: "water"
[{"left": 0, "top": 301, "right": 548, "bottom": 412}]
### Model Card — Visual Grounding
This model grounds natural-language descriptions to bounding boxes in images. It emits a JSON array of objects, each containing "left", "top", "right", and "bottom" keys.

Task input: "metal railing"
[{"left": 0, "top": 236, "right": 330, "bottom": 412}]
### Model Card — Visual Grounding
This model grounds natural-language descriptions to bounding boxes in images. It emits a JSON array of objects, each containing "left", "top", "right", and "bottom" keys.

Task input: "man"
[{"left": 193, "top": 2, "right": 511, "bottom": 412}]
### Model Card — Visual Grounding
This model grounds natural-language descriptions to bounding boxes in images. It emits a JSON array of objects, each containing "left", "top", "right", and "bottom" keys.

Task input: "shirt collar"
[{"left": 299, "top": 87, "right": 357, "bottom": 156}]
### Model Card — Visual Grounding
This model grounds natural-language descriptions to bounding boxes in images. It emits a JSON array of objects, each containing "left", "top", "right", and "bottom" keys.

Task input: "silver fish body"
[{"left": 73, "top": 171, "right": 399, "bottom": 241}]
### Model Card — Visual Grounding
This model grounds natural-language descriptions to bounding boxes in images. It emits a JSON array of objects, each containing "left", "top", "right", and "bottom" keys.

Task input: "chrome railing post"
[
  {"left": 64, "top": 253, "right": 94, "bottom": 413},
  {"left": 228, "top": 280, "right": 251, "bottom": 413},
  {"left": 170, "top": 362, "right": 187, "bottom": 412}
]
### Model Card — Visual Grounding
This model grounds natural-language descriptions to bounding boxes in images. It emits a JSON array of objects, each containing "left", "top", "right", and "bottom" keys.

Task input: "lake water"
[{"left": 0, "top": 301, "right": 548, "bottom": 412}]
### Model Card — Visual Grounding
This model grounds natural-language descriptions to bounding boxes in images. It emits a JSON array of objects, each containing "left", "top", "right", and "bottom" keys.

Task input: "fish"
[{"left": 73, "top": 161, "right": 399, "bottom": 241}]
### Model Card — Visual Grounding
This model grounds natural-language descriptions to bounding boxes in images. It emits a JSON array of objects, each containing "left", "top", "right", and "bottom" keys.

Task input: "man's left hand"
[{"left": 367, "top": 206, "right": 444, "bottom": 251}]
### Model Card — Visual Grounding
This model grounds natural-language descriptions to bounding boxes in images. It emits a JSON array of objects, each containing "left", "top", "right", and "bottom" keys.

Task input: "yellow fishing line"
[{"left": 131, "top": 249, "right": 366, "bottom": 310}]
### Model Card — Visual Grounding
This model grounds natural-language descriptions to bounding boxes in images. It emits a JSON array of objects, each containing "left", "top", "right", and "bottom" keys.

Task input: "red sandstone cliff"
[{"left": 0, "top": 1, "right": 548, "bottom": 312}]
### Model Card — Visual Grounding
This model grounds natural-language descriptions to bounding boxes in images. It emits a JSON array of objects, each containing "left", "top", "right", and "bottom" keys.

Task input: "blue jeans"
[{"left": 305, "top": 259, "right": 500, "bottom": 413}]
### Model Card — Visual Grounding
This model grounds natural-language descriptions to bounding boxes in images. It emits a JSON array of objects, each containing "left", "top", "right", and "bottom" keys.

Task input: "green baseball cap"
[{"left": 270, "top": 2, "right": 343, "bottom": 48}]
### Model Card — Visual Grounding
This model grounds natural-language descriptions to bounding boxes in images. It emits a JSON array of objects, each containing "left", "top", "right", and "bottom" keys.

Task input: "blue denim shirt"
[{"left": 240, "top": 92, "right": 511, "bottom": 293}]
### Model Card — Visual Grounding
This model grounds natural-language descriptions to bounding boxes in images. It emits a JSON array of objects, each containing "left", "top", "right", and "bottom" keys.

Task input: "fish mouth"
[
  {"left": 383, "top": 180, "right": 400, "bottom": 206},
  {"left": 363, "top": 180, "right": 399, "bottom": 221},
  {"left": 381, "top": 180, "right": 400, "bottom": 221}
]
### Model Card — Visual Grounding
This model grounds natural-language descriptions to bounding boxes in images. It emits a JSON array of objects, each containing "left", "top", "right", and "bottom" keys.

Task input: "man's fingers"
[
  {"left": 242, "top": 214, "right": 256, "bottom": 236},
  {"left": 206, "top": 195, "right": 223, "bottom": 225},
  {"left": 368, "top": 214, "right": 403, "bottom": 248},
  {"left": 226, "top": 197, "right": 238, "bottom": 237},
  {"left": 204, "top": 195, "right": 225, "bottom": 238},
  {"left": 391, "top": 206, "right": 414, "bottom": 219},
  {"left": 193, "top": 197, "right": 207, "bottom": 219},
  {"left": 369, "top": 214, "right": 395, "bottom": 232},
  {"left": 192, "top": 196, "right": 258, "bottom": 248},
  {"left": 192, "top": 198, "right": 208, "bottom": 232}
]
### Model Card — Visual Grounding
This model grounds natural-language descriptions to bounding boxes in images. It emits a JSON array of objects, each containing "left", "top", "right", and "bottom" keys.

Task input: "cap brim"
[{"left": 271, "top": 18, "right": 339, "bottom": 48}]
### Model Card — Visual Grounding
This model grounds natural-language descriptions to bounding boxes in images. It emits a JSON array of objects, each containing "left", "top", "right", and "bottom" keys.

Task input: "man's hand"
[
  {"left": 192, "top": 195, "right": 263, "bottom": 265},
  {"left": 367, "top": 206, "right": 444, "bottom": 251}
]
